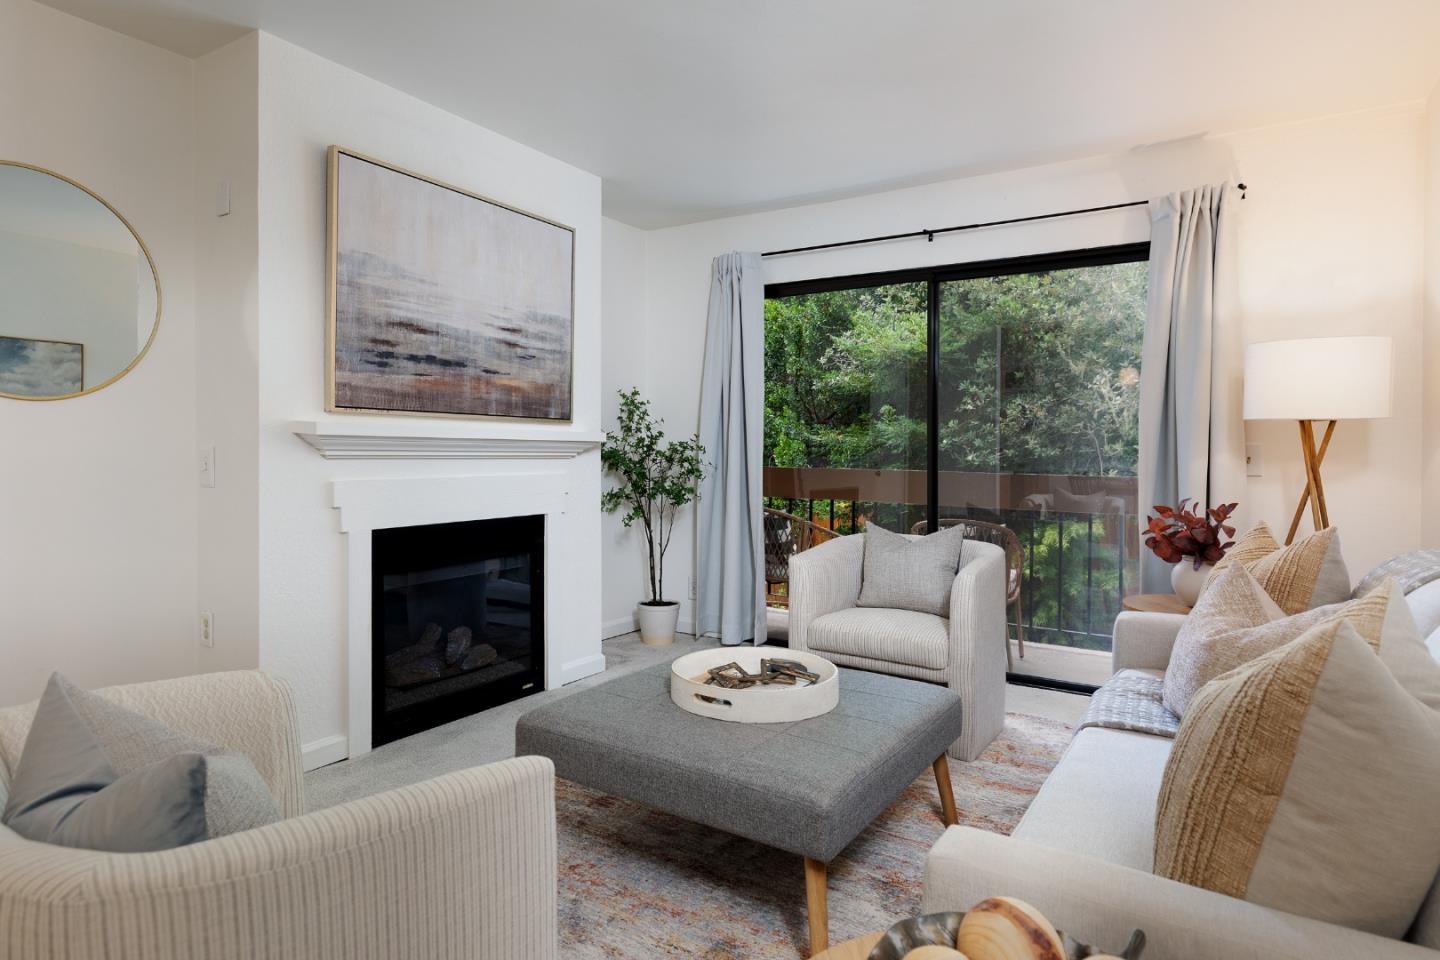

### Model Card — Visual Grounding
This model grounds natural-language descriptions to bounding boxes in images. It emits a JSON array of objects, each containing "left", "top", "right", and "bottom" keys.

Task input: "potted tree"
[{"left": 601, "top": 388, "right": 706, "bottom": 645}]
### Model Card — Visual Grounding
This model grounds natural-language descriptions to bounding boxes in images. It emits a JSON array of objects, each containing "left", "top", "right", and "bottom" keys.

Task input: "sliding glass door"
[
  {"left": 764, "top": 245, "right": 1149, "bottom": 688},
  {"left": 763, "top": 281, "right": 928, "bottom": 538}
]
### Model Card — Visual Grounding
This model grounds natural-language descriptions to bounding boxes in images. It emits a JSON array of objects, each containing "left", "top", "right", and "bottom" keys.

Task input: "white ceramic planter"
[
  {"left": 1170, "top": 561, "right": 1215, "bottom": 606},
  {"left": 636, "top": 601, "right": 680, "bottom": 645},
  {"left": 669, "top": 648, "right": 839, "bottom": 723}
]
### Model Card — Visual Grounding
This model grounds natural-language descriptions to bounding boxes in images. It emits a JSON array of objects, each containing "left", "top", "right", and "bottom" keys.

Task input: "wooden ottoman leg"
[
  {"left": 804, "top": 857, "right": 829, "bottom": 956},
  {"left": 933, "top": 754, "right": 958, "bottom": 826}
]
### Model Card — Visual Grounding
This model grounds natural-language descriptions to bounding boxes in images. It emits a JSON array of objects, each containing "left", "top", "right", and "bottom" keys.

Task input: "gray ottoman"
[{"left": 515, "top": 660, "right": 965, "bottom": 954}]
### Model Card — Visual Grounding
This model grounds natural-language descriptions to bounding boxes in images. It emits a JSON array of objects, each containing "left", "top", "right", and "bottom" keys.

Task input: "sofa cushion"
[
  {"left": 1014, "top": 726, "right": 1172, "bottom": 872},
  {"left": 1154, "top": 620, "right": 1440, "bottom": 939},
  {"left": 1, "top": 673, "right": 279, "bottom": 851},
  {"left": 1201, "top": 521, "right": 1350, "bottom": 615},
  {"left": 808, "top": 607, "right": 949, "bottom": 670},
  {"left": 856, "top": 522, "right": 965, "bottom": 617},
  {"left": 1165, "top": 568, "right": 1439, "bottom": 716}
]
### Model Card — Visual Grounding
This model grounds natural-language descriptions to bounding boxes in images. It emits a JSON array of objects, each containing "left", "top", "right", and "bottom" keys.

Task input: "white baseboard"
[
  {"left": 601, "top": 615, "right": 636, "bottom": 639},
  {"left": 557, "top": 652, "right": 606, "bottom": 686},
  {"left": 602, "top": 616, "right": 700, "bottom": 640},
  {"left": 302, "top": 734, "right": 349, "bottom": 771}
]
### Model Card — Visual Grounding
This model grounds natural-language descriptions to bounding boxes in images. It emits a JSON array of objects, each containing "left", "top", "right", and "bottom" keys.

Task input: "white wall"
[
  {"left": 254, "top": 34, "right": 604, "bottom": 749},
  {"left": 194, "top": 32, "right": 261, "bottom": 674},
  {"left": 0, "top": 0, "right": 198, "bottom": 706},
  {"left": 615, "top": 105, "right": 1428, "bottom": 631},
  {"left": 1425, "top": 82, "right": 1440, "bottom": 549},
  {"left": 600, "top": 217, "right": 653, "bottom": 634}
]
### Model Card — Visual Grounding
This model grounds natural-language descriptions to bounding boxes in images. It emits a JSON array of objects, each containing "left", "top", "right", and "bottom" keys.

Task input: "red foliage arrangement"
[{"left": 1144, "top": 499, "right": 1239, "bottom": 569}]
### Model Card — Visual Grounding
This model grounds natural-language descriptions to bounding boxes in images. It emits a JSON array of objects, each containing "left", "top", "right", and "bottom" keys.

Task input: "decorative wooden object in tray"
[{"left": 669, "top": 648, "right": 838, "bottom": 723}]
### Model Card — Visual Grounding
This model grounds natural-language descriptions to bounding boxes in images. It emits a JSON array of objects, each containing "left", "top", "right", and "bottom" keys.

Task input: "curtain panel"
[
  {"left": 697, "top": 252, "right": 767, "bottom": 645},
  {"left": 1139, "top": 183, "right": 1248, "bottom": 593}
]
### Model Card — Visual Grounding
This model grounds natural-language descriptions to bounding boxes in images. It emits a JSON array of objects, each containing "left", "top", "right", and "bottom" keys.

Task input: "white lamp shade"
[{"left": 1243, "top": 336, "right": 1393, "bottom": 421}]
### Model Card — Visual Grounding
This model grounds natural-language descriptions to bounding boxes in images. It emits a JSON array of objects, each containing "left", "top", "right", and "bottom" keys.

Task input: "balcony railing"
[{"left": 763, "top": 467, "right": 1141, "bottom": 652}]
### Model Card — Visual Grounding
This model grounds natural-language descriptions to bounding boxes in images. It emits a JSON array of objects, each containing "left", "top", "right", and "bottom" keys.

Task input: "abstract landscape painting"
[
  {"left": 329, "top": 149, "right": 574, "bottom": 419},
  {"left": 0, "top": 336, "right": 83, "bottom": 397}
]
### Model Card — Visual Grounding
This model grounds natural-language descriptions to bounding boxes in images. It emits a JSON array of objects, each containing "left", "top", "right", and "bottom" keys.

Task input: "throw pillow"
[
  {"left": 1, "top": 673, "right": 280, "bottom": 851},
  {"left": 1200, "top": 521, "right": 1350, "bottom": 614},
  {"left": 1154, "top": 620, "right": 1440, "bottom": 938},
  {"left": 1163, "top": 566, "right": 1440, "bottom": 716},
  {"left": 856, "top": 522, "right": 965, "bottom": 617}
]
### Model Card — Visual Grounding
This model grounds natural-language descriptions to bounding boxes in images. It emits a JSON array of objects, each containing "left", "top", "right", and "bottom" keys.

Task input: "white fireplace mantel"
[
  {"left": 291, "top": 418, "right": 603, "bottom": 460},
  {"left": 332, "top": 471, "right": 605, "bottom": 760}
]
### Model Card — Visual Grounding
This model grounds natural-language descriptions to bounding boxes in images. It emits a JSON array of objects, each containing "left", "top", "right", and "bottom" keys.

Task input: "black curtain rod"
[{"left": 761, "top": 184, "right": 1248, "bottom": 258}]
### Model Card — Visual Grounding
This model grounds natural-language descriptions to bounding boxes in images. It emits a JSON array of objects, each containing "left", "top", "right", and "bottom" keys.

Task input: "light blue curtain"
[
  {"left": 697, "top": 252, "right": 766, "bottom": 645},
  {"left": 1138, "top": 183, "right": 1247, "bottom": 592}
]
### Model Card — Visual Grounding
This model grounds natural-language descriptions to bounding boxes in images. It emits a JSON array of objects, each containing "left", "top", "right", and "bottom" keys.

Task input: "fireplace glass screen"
[{"left": 372, "top": 515, "right": 544, "bottom": 746}]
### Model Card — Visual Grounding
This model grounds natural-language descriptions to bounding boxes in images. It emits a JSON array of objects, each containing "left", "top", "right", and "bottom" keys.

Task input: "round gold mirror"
[{"left": 0, "top": 161, "right": 160, "bottom": 400}]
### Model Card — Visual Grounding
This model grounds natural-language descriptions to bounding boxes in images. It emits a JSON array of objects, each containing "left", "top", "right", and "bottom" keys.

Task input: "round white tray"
[{"left": 669, "top": 648, "right": 838, "bottom": 723}]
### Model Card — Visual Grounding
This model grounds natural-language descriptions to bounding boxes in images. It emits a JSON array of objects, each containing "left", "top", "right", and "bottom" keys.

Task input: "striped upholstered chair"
[
  {"left": 0, "top": 671, "right": 557, "bottom": 960},
  {"left": 788, "top": 534, "right": 1008, "bottom": 761}
]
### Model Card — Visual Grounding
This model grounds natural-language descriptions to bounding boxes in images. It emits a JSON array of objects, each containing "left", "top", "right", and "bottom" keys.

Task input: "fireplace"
[{"left": 371, "top": 515, "right": 545, "bottom": 746}]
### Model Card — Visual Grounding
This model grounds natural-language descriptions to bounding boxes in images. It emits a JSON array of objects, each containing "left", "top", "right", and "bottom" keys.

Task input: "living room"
[{"left": 2, "top": 1, "right": 1439, "bottom": 958}]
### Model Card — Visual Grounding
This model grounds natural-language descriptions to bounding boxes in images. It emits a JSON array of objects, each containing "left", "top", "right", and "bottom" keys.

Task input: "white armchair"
[
  {"left": 0, "top": 671, "right": 558, "bottom": 960},
  {"left": 789, "top": 534, "right": 1008, "bottom": 760}
]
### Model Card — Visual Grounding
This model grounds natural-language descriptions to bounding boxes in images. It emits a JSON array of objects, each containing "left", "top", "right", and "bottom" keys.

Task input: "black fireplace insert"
[{"left": 371, "top": 515, "right": 544, "bottom": 747}]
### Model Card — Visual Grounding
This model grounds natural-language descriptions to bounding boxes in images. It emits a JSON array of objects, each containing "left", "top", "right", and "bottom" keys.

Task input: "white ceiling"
[{"left": 38, "top": 0, "right": 1440, "bottom": 227}]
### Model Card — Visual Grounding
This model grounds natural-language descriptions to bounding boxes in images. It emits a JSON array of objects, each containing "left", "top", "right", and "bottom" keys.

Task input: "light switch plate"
[
  {"left": 199, "top": 445, "right": 216, "bottom": 487},
  {"left": 200, "top": 611, "right": 214, "bottom": 648},
  {"left": 1246, "top": 443, "right": 1263, "bottom": 477}
]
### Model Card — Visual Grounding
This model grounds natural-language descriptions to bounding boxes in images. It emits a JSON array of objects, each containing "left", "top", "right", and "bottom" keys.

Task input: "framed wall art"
[{"left": 327, "top": 147, "right": 574, "bottom": 420}]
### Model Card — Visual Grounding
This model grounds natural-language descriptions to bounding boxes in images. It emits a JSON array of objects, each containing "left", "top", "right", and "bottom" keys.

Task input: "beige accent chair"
[
  {"left": 789, "top": 534, "right": 1008, "bottom": 761},
  {"left": 0, "top": 671, "right": 557, "bottom": 960}
]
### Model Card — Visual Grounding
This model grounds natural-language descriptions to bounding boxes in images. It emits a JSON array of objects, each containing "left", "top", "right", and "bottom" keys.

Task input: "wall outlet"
[
  {"left": 199, "top": 445, "right": 216, "bottom": 488},
  {"left": 689, "top": 575, "right": 697, "bottom": 600},
  {"left": 200, "top": 611, "right": 215, "bottom": 648},
  {"left": 1245, "top": 443, "right": 1263, "bottom": 477}
]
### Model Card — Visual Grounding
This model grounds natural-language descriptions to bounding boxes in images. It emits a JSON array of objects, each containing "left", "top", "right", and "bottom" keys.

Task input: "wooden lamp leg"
[
  {"left": 804, "top": 857, "right": 829, "bottom": 956},
  {"left": 1284, "top": 419, "right": 1336, "bottom": 545}
]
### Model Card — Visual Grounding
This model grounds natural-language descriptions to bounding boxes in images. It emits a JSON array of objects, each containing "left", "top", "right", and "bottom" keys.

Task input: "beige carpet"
[{"left": 556, "top": 711, "right": 1073, "bottom": 958}]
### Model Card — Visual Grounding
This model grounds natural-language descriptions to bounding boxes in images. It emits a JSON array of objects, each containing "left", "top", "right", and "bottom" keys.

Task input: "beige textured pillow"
[
  {"left": 1155, "top": 619, "right": 1440, "bottom": 937},
  {"left": 1163, "top": 566, "right": 1440, "bottom": 716},
  {"left": 1201, "top": 521, "right": 1350, "bottom": 615}
]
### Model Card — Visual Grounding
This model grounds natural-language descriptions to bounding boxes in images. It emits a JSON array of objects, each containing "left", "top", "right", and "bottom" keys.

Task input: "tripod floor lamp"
[{"left": 1243, "top": 336, "right": 1393, "bottom": 545}]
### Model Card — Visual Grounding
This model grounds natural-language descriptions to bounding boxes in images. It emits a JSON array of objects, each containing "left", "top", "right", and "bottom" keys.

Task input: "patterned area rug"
[{"left": 556, "top": 712, "right": 1073, "bottom": 958}]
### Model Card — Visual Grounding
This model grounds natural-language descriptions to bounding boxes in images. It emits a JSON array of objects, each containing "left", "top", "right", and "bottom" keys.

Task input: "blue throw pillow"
[{"left": 1, "top": 673, "right": 279, "bottom": 851}]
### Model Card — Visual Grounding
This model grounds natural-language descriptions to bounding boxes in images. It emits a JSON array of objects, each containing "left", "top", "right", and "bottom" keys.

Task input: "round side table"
[{"left": 1122, "top": 593, "right": 1192, "bottom": 615}]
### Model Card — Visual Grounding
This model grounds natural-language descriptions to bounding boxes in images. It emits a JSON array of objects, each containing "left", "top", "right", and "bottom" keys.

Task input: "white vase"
[
  {"left": 1170, "top": 561, "right": 1215, "bottom": 607},
  {"left": 636, "top": 601, "right": 680, "bottom": 646}
]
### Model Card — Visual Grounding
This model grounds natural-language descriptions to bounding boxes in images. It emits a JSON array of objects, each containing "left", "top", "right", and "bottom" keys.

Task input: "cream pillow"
[
  {"left": 1155, "top": 619, "right": 1440, "bottom": 937},
  {"left": 1163, "top": 566, "right": 1440, "bottom": 716},
  {"left": 1201, "top": 521, "right": 1350, "bottom": 615}
]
